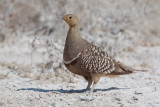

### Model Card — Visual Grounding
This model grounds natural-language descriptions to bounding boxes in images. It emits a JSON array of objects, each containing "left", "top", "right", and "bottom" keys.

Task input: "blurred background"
[{"left": 0, "top": 0, "right": 160, "bottom": 82}]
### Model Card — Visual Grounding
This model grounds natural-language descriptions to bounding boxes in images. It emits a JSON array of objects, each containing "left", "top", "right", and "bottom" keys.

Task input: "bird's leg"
[
  {"left": 90, "top": 73, "right": 100, "bottom": 93},
  {"left": 83, "top": 77, "right": 93, "bottom": 91},
  {"left": 85, "top": 77, "right": 93, "bottom": 91}
]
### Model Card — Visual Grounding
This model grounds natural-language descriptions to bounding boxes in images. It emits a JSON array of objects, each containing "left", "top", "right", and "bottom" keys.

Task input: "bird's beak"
[{"left": 58, "top": 16, "right": 63, "bottom": 21}]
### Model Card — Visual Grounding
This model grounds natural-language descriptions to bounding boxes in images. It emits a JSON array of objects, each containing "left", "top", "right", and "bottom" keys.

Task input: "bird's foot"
[
  {"left": 89, "top": 88, "right": 94, "bottom": 93},
  {"left": 85, "top": 88, "right": 90, "bottom": 91},
  {"left": 84, "top": 88, "right": 94, "bottom": 94},
  {"left": 84, "top": 88, "right": 91, "bottom": 93}
]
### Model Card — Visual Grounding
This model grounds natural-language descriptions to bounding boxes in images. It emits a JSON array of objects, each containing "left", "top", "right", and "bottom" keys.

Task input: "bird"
[{"left": 62, "top": 14, "right": 145, "bottom": 93}]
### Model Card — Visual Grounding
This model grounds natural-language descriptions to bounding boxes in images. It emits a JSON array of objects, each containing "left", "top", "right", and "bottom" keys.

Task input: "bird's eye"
[{"left": 69, "top": 16, "right": 72, "bottom": 19}]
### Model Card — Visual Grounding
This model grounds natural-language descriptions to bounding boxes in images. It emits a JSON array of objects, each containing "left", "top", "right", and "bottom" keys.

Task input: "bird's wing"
[{"left": 79, "top": 44, "right": 116, "bottom": 74}]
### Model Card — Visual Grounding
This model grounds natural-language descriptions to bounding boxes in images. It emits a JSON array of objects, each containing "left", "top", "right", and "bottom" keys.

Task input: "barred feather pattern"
[{"left": 79, "top": 44, "right": 116, "bottom": 74}]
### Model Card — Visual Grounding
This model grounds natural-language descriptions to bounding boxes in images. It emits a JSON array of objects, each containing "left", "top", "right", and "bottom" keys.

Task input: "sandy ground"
[
  {"left": 0, "top": 40, "right": 160, "bottom": 107},
  {"left": 0, "top": 0, "right": 160, "bottom": 107}
]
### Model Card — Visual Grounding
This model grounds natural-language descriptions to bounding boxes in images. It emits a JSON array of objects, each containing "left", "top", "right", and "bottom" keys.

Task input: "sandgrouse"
[{"left": 63, "top": 14, "right": 143, "bottom": 92}]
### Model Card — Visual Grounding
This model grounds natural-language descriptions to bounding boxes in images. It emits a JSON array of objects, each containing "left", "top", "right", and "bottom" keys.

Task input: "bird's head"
[{"left": 63, "top": 14, "right": 79, "bottom": 27}]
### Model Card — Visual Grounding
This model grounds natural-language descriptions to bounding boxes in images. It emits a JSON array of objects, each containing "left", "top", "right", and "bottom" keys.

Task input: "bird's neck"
[
  {"left": 63, "top": 25, "right": 86, "bottom": 61},
  {"left": 65, "top": 25, "right": 84, "bottom": 47},
  {"left": 67, "top": 25, "right": 83, "bottom": 43}
]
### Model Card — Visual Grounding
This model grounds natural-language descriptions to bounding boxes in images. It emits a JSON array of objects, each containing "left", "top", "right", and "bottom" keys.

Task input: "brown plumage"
[{"left": 62, "top": 14, "right": 144, "bottom": 92}]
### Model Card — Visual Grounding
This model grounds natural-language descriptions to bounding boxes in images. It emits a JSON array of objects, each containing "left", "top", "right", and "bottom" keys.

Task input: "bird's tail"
[{"left": 114, "top": 61, "right": 147, "bottom": 75}]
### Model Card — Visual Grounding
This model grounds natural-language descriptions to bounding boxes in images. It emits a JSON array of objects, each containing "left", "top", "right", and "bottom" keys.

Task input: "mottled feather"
[{"left": 79, "top": 44, "right": 115, "bottom": 74}]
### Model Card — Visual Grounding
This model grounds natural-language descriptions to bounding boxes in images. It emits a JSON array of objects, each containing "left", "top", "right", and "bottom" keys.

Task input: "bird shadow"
[{"left": 16, "top": 87, "right": 129, "bottom": 93}]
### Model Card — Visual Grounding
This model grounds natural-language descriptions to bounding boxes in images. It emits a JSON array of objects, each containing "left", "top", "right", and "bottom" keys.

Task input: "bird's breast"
[{"left": 64, "top": 60, "right": 90, "bottom": 77}]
